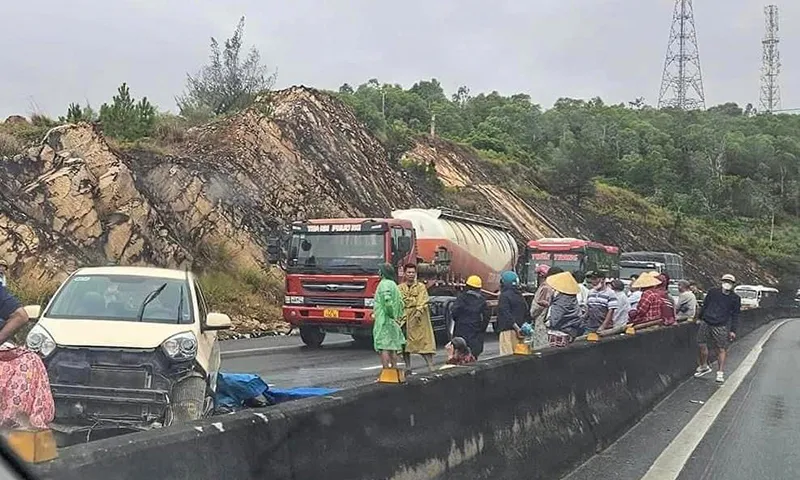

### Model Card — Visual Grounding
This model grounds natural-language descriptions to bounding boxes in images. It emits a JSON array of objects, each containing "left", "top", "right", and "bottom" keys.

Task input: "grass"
[{"left": 194, "top": 241, "right": 288, "bottom": 338}]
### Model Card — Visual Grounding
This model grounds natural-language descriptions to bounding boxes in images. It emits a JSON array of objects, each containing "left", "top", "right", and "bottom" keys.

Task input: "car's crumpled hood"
[{"left": 38, "top": 318, "right": 195, "bottom": 349}]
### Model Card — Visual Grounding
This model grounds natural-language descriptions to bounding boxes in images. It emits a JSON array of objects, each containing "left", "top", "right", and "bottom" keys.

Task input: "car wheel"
[
  {"left": 300, "top": 326, "right": 326, "bottom": 348},
  {"left": 170, "top": 376, "right": 207, "bottom": 424}
]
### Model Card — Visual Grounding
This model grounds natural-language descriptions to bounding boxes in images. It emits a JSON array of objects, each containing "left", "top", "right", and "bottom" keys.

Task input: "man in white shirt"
[
  {"left": 0, "top": 260, "right": 7, "bottom": 287},
  {"left": 573, "top": 271, "right": 590, "bottom": 316}
]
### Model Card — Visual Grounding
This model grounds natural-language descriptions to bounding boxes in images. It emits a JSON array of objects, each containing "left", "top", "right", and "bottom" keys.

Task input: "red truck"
[
  {"left": 267, "top": 208, "right": 518, "bottom": 347},
  {"left": 518, "top": 237, "right": 621, "bottom": 288}
]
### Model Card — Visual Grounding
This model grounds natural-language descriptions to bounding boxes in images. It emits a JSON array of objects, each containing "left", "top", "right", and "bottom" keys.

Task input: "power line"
[
  {"left": 658, "top": 0, "right": 706, "bottom": 110},
  {"left": 759, "top": 5, "right": 781, "bottom": 114}
]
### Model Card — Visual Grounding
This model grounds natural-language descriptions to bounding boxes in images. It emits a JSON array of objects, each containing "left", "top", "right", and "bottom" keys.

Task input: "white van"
[{"left": 734, "top": 285, "right": 779, "bottom": 310}]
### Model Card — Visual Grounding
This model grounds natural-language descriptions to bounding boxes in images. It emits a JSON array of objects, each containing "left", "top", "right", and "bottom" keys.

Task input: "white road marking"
[
  {"left": 221, "top": 340, "right": 352, "bottom": 358},
  {"left": 640, "top": 319, "right": 791, "bottom": 480},
  {"left": 361, "top": 362, "right": 406, "bottom": 371}
]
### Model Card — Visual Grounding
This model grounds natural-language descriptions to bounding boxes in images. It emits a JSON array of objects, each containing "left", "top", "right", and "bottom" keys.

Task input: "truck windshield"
[
  {"left": 621, "top": 266, "right": 655, "bottom": 278},
  {"left": 288, "top": 232, "right": 385, "bottom": 273},
  {"left": 735, "top": 289, "right": 758, "bottom": 299},
  {"left": 531, "top": 252, "right": 581, "bottom": 273},
  {"left": 46, "top": 275, "right": 193, "bottom": 324}
]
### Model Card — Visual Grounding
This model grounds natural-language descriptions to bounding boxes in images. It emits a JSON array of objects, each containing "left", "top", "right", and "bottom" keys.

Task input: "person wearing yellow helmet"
[{"left": 451, "top": 275, "right": 490, "bottom": 359}]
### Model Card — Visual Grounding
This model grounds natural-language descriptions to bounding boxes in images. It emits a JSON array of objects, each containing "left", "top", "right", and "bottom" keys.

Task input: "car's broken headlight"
[
  {"left": 26, "top": 324, "right": 56, "bottom": 358},
  {"left": 161, "top": 331, "right": 198, "bottom": 361}
]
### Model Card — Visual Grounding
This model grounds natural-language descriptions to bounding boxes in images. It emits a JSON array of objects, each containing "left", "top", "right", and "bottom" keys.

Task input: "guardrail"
[{"left": 32, "top": 307, "right": 796, "bottom": 480}]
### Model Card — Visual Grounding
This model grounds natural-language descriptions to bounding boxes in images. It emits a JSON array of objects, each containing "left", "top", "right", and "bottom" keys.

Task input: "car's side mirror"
[
  {"left": 205, "top": 312, "right": 232, "bottom": 331},
  {"left": 24, "top": 305, "right": 42, "bottom": 321}
]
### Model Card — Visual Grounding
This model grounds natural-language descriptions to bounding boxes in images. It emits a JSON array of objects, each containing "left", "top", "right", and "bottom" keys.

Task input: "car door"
[{"left": 193, "top": 281, "right": 221, "bottom": 389}]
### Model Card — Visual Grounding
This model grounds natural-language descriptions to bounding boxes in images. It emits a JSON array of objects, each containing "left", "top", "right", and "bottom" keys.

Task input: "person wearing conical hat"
[
  {"left": 546, "top": 272, "right": 584, "bottom": 339},
  {"left": 628, "top": 272, "right": 664, "bottom": 325}
]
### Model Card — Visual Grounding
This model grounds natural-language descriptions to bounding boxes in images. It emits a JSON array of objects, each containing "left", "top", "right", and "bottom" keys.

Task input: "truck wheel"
[
  {"left": 435, "top": 303, "right": 455, "bottom": 345},
  {"left": 300, "top": 326, "right": 326, "bottom": 348},
  {"left": 170, "top": 376, "right": 206, "bottom": 424},
  {"left": 351, "top": 334, "right": 373, "bottom": 349}
]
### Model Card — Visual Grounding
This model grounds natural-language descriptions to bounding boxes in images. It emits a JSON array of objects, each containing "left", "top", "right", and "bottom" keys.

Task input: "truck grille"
[
  {"left": 302, "top": 281, "right": 366, "bottom": 292},
  {"left": 305, "top": 297, "right": 364, "bottom": 308}
]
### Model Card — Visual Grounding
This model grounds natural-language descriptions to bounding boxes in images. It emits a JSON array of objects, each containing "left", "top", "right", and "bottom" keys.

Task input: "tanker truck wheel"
[
  {"left": 434, "top": 301, "right": 455, "bottom": 345},
  {"left": 300, "top": 326, "right": 326, "bottom": 348}
]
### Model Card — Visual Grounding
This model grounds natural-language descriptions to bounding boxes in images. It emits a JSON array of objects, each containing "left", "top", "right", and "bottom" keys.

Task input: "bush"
[
  {"left": 177, "top": 16, "right": 276, "bottom": 117},
  {"left": 0, "top": 132, "right": 23, "bottom": 157},
  {"left": 99, "top": 83, "right": 156, "bottom": 141},
  {"left": 154, "top": 114, "right": 189, "bottom": 144}
]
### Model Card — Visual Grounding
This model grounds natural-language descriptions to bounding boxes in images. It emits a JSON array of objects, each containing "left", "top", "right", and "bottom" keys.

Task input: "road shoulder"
[{"left": 561, "top": 318, "right": 792, "bottom": 480}]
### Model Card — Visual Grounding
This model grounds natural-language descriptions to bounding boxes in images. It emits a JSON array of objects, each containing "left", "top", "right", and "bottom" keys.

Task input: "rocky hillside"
[{"left": 0, "top": 86, "right": 778, "bottom": 334}]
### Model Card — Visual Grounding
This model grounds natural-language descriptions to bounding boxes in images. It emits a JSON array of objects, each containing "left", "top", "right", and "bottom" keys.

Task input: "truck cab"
[{"left": 268, "top": 218, "right": 415, "bottom": 347}]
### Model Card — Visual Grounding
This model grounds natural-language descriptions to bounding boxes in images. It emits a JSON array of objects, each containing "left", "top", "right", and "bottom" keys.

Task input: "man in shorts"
[{"left": 694, "top": 274, "right": 741, "bottom": 383}]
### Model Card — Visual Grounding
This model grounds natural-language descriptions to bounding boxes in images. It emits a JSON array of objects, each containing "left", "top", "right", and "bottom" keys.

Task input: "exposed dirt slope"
[{"left": 0, "top": 86, "right": 778, "bottom": 334}]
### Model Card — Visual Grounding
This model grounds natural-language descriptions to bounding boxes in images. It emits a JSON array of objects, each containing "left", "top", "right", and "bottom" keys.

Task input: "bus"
[{"left": 519, "top": 238, "right": 620, "bottom": 288}]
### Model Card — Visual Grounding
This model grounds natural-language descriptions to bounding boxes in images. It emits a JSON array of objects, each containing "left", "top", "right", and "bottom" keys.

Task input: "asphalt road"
[
  {"left": 562, "top": 318, "right": 800, "bottom": 480},
  {"left": 220, "top": 332, "right": 501, "bottom": 389}
]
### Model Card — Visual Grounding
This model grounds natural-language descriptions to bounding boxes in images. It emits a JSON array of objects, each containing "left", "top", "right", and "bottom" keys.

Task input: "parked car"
[
  {"left": 734, "top": 284, "right": 779, "bottom": 310},
  {"left": 24, "top": 266, "right": 231, "bottom": 441}
]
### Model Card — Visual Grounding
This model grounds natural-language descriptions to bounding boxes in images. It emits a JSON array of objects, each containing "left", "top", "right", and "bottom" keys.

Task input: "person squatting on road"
[
  {"left": 695, "top": 274, "right": 742, "bottom": 384},
  {"left": 372, "top": 263, "right": 406, "bottom": 371},
  {"left": 496, "top": 271, "right": 528, "bottom": 356},
  {"left": 398, "top": 264, "right": 436, "bottom": 374},
  {"left": 445, "top": 337, "right": 476, "bottom": 365},
  {"left": 0, "top": 283, "right": 55, "bottom": 430},
  {"left": 451, "top": 275, "right": 490, "bottom": 359}
]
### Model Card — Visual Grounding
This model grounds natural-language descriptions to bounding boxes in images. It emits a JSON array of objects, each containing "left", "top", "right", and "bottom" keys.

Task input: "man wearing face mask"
[{"left": 694, "top": 274, "right": 741, "bottom": 383}]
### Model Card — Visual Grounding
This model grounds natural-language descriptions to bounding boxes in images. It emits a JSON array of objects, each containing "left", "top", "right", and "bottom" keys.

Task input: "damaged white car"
[{"left": 24, "top": 266, "right": 231, "bottom": 441}]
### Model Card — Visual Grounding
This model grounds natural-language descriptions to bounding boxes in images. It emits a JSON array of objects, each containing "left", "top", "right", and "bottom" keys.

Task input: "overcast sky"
[{"left": 1, "top": 0, "right": 797, "bottom": 118}]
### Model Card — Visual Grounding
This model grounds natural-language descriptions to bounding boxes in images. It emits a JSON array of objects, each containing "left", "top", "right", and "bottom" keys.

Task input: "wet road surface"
[
  {"left": 563, "top": 318, "right": 800, "bottom": 480},
  {"left": 220, "top": 332, "right": 501, "bottom": 389}
]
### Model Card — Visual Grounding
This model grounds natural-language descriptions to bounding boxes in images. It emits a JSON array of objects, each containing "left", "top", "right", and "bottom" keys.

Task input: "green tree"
[
  {"left": 178, "top": 16, "right": 275, "bottom": 118},
  {"left": 99, "top": 83, "right": 156, "bottom": 141}
]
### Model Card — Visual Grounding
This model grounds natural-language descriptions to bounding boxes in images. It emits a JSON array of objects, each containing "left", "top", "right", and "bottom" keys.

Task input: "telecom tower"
[
  {"left": 658, "top": 0, "right": 706, "bottom": 110},
  {"left": 760, "top": 5, "right": 781, "bottom": 113}
]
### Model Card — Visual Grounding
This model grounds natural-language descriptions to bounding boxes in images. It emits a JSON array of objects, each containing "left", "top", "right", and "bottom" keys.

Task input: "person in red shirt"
[{"left": 629, "top": 274, "right": 664, "bottom": 325}]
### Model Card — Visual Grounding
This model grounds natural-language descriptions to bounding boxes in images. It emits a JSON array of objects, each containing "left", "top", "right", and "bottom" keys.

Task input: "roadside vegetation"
[{"left": 335, "top": 80, "right": 800, "bottom": 274}]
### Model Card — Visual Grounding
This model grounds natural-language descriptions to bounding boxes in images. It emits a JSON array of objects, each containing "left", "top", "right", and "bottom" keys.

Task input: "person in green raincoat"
[{"left": 373, "top": 263, "right": 406, "bottom": 369}]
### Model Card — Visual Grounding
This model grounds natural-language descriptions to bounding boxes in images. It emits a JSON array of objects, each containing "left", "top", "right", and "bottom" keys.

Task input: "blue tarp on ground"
[
  {"left": 215, "top": 373, "right": 339, "bottom": 409},
  {"left": 216, "top": 373, "right": 270, "bottom": 409}
]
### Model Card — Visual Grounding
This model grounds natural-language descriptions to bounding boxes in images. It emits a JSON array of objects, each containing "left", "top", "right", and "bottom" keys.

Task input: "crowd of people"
[{"left": 372, "top": 262, "right": 743, "bottom": 384}]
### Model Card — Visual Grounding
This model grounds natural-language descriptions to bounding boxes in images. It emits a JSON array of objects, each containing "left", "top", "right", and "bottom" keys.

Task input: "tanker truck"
[{"left": 266, "top": 208, "right": 518, "bottom": 348}]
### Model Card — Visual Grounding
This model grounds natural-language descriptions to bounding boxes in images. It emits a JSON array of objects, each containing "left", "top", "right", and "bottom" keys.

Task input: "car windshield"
[
  {"left": 46, "top": 274, "right": 193, "bottom": 324},
  {"left": 736, "top": 289, "right": 758, "bottom": 300},
  {"left": 287, "top": 232, "right": 385, "bottom": 273}
]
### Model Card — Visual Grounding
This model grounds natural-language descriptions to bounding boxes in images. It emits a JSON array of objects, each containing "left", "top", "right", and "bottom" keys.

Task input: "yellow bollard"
[
  {"left": 377, "top": 367, "right": 406, "bottom": 384},
  {"left": 586, "top": 332, "right": 600, "bottom": 342},
  {"left": 513, "top": 343, "right": 531, "bottom": 355},
  {"left": 625, "top": 325, "right": 636, "bottom": 335},
  {"left": 5, "top": 429, "right": 58, "bottom": 463}
]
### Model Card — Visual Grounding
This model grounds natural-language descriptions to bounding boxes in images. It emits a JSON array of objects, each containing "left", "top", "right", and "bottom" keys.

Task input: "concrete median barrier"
[{"left": 33, "top": 307, "right": 795, "bottom": 480}]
